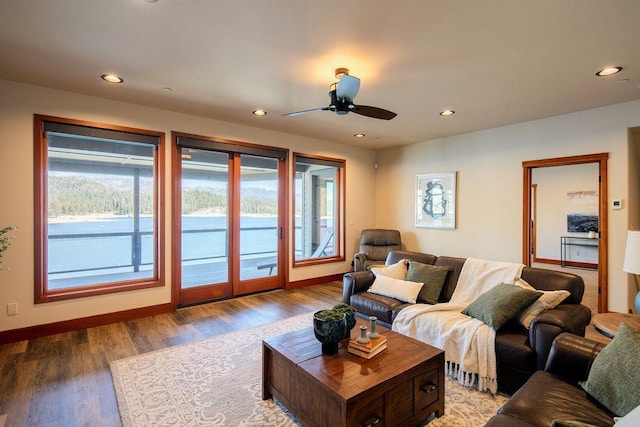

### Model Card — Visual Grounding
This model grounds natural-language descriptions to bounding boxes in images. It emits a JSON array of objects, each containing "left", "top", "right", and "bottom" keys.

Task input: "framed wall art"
[
  {"left": 415, "top": 172, "right": 456, "bottom": 229},
  {"left": 566, "top": 190, "right": 598, "bottom": 232}
]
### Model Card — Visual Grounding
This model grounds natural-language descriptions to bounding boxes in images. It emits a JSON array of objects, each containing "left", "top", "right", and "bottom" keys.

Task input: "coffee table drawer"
[
  {"left": 415, "top": 367, "right": 441, "bottom": 412},
  {"left": 350, "top": 395, "right": 385, "bottom": 427}
]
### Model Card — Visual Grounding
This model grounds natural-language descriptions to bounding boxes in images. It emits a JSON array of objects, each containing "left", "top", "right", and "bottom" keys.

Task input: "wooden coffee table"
[{"left": 262, "top": 319, "right": 445, "bottom": 427}]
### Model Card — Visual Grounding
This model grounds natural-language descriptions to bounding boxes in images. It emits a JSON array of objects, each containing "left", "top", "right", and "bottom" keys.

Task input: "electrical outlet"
[{"left": 7, "top": 302, "right": 17, "bottom": 316}]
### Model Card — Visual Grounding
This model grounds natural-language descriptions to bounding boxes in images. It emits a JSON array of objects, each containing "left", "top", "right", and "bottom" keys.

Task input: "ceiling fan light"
[
  {"left": 596, "top": 66, "right": 622, "bottom": 77},
  {"left": 335, "top": 67, "right": 349, "bottom": 79}
]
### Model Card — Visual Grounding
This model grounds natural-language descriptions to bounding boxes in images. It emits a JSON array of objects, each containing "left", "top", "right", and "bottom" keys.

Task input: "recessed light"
[
  {"left": 439, "top": 110, "right": 455, "bottom": 117},
  {"left": 101, "top": 74, "right": 124, "bottom": 84},
  {"left": 596, "top": 66, "right": 622, "bottom": 77},
  {"left": 253, "top": 109, "right": 267, "bottom": 116},
  {"left": 354, "top": 133, "right": 365, "bottom": 138}
]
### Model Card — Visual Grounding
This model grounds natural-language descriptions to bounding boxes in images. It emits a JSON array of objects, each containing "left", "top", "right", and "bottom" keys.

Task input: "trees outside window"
[{"left": 34, "top": 115, "right": 164, "bottom": 303}]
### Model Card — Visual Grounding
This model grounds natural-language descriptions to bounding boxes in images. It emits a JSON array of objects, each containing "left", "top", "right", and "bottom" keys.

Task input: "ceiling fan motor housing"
[{"left": 328, "top": 89, "right": 351, "bottom": 115}]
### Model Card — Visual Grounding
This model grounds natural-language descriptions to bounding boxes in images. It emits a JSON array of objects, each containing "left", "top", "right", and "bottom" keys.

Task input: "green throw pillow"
[
  {"left": 406, "top": 261, "right": 449, "bottom": 304},
  {"left": 580, "top": 322, "right": 640, "bottom": 417},
  {"left": 462, "top": 284, "right": 542, "bottom": 329}
]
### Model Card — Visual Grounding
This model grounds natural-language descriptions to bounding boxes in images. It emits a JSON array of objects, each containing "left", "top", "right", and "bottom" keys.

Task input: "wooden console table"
[{"left": 560, "top": 236, "right": 598, "bottom": 269}]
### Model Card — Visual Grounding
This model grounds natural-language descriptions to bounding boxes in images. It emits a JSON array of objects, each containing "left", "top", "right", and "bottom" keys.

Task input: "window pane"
[
  {"left": 239, "top": 154, "right": 279, "bottom": 279},
  {"left": 46, "top": 131, "right": 157, "bottom": 289},
  {"left": 294, "top": 156, "right": 342, "bottom": 261},
  {"left": 180, "top": 148, "right": 230, "bottom": 288}
]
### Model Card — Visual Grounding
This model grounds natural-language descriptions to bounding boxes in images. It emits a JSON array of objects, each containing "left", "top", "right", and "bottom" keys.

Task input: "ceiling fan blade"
[
  {"left": 336, "top": 74, "right": 360, "bottom": 102},
  {"left": 282, "top": 107, "right": 330, "bottom": 117},
  {"left": 351, "top": 105, "right": 397, "bottom": 120}
]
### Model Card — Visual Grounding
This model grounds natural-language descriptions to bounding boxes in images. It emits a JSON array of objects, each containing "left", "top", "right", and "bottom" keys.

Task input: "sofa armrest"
[
  {"left": 342, "top": 271, "right": 375, "bottom": 304},
  {"left": 544, "top": 333, "right": 605, "bottom": 382},
  {"left": 353, "top": 253, "right": 368, "bottom": 272},
  {"left": 529, "top": 304, "right": 592, "bottom": 370}
]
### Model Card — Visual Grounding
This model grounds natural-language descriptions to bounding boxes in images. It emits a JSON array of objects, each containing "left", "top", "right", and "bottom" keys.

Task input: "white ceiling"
[{"left": 1, "top": 0, "right": 639, "bottom": 149}]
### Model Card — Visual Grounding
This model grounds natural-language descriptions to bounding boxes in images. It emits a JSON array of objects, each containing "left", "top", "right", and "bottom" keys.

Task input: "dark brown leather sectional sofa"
[
  {"left": 486, "top": 333, "right": 614, "bottom": 426},
  {"left": 342, "top": 250, "right": 592, "bottom": 394}
]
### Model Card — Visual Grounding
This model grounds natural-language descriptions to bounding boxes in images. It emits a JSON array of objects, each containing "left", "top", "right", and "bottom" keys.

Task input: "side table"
[{"left": 592, "top": 312, "right": 640, "bottom": 339}]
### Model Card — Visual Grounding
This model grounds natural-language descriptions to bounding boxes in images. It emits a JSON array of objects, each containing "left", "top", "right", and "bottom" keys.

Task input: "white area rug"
[{"left": 110, "top": 313, "right": 508, "bottom": 426}]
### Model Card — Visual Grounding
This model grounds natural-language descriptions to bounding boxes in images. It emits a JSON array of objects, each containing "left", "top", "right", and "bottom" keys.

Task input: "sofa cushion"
[
  {"left": 406, "top": 261, "right": 449, "bottom": 304},
  {"left": 516, "top": 279, "right": 571, "bottom": 329},
  {"left": 520, "top": 267, "right": 584, "bottom": 304},
  {"left": 496, "top": 329, "right": 535, "bottom": 373},
  {"left": 462, "top": 284, "right": 543, "bottom": 329},
  {"left": 367, "top": 274, "right": 423, "bottom": 304},
  {"left": 386, "top": 250, "right": 437, "bottom": 266},
  {"left": 433, "top": 256, "right": 466, "bottom": 301},
  {"left": 485, "top": 414, "right": 534, "bottom": 427},
  {"left": 550, "top": 421, "right": 600, "bottom": 427},
  {"left": 349, "top": 292, "right": 406, "bottom": 325},
  {"left": 369, "top": 259, "right": 407, "bottom": 280},
  {"left": 580, "top": 323, "right": 640, "bottom": 417},
  {"left": 498, "top": 371, "right": 615, "bottom": 427}
]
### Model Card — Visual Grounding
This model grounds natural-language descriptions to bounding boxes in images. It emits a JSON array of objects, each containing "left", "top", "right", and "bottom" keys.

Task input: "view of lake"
[{"left": 48, "top": 216, "right": 278, "bottom": 274}]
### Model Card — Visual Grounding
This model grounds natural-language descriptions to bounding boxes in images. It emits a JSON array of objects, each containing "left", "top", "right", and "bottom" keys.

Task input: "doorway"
[
  {"left": 522, "top": 153, "right": 609, "bottom": 313},
  {"left": 172, "top": 133, "right": 288, "bottom": 306}
]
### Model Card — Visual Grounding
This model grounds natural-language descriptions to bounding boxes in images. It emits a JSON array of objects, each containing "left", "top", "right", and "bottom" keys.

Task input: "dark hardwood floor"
[{"left": 0, "top": 282, "right": 343, "bottom": 427}]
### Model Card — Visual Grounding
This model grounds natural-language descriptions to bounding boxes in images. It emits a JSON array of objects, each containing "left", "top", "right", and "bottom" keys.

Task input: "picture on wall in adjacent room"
[
  {"left": 416, "top": 172, "right": 456, "bottom": 229},
  {"left": 566, "top": 190, "right": 598, "bottom": 232}
]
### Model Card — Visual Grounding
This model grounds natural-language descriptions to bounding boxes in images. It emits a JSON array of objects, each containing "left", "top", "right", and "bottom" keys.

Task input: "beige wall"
[
  {"left": 3, "top": 77, "right": 640, "bottom": 332},
  {"left": 375, "top": 99, "right": 640, "bottom": 313},
  {"left": 0, "top": 79, "right": 377, "bottom": 331}
]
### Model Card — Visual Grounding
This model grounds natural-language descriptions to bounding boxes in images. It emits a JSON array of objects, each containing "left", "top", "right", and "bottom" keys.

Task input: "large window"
[
  {"left": 34, "top": 115, "right": 164, "bottom": 303},
  {"left": 293, "top": 153, "right": 345, "bottom": 266}
]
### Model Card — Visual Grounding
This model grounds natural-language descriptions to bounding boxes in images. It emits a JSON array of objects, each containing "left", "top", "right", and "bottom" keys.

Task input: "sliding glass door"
[{"left": 174, "top": 134, "right": 286, "bottom": 306}]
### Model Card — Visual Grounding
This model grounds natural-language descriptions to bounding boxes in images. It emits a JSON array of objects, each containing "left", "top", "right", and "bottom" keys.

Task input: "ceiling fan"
[{"left": 283, "top": 68, "right": 397, "bottom": 120}]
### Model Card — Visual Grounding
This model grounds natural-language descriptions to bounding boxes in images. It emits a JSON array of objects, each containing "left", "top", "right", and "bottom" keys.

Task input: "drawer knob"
[
  {"left": 362, "top": 415, "right": 382, "bottom": 426},
  {"left": 421, "top": 381, "right": 438, "bottom": 394}
]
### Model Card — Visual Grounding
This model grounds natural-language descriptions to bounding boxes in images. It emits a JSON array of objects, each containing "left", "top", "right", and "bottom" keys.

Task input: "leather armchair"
[
  {"left": 353, "top": 229, "right": 402, "bottom": 271},
  {"left": 486, "top": 333, "right": 613, "bottom": 427}
]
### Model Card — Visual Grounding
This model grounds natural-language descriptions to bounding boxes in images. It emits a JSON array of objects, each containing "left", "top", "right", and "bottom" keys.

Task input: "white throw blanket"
[{"left": 392, "top": 258, "right": 524, "bottom": 394}]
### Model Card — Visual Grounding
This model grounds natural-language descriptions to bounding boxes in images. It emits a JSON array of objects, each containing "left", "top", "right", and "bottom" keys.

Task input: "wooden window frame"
[
  {"left": 34, "top": 115, "right": 165, "bottom": 303},
  {"left": 292, "top": 153, "right": 345, "bottom": 268}
]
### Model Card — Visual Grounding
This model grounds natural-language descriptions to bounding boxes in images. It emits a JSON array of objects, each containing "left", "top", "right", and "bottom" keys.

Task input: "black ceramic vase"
[
  {"left": 343, "top": 311, "right": 356, "bottom": 339},
  {"left": 332, "top": 303, "right": 357, "bottom": 339},
  {"left": 313, "top": 310, "right": 347, "bottom": 355}
]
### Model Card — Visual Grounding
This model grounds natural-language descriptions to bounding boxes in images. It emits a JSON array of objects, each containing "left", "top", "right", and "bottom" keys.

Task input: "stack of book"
[{"left": 347, "top": 336, "right": 388, "bottom": 359}]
